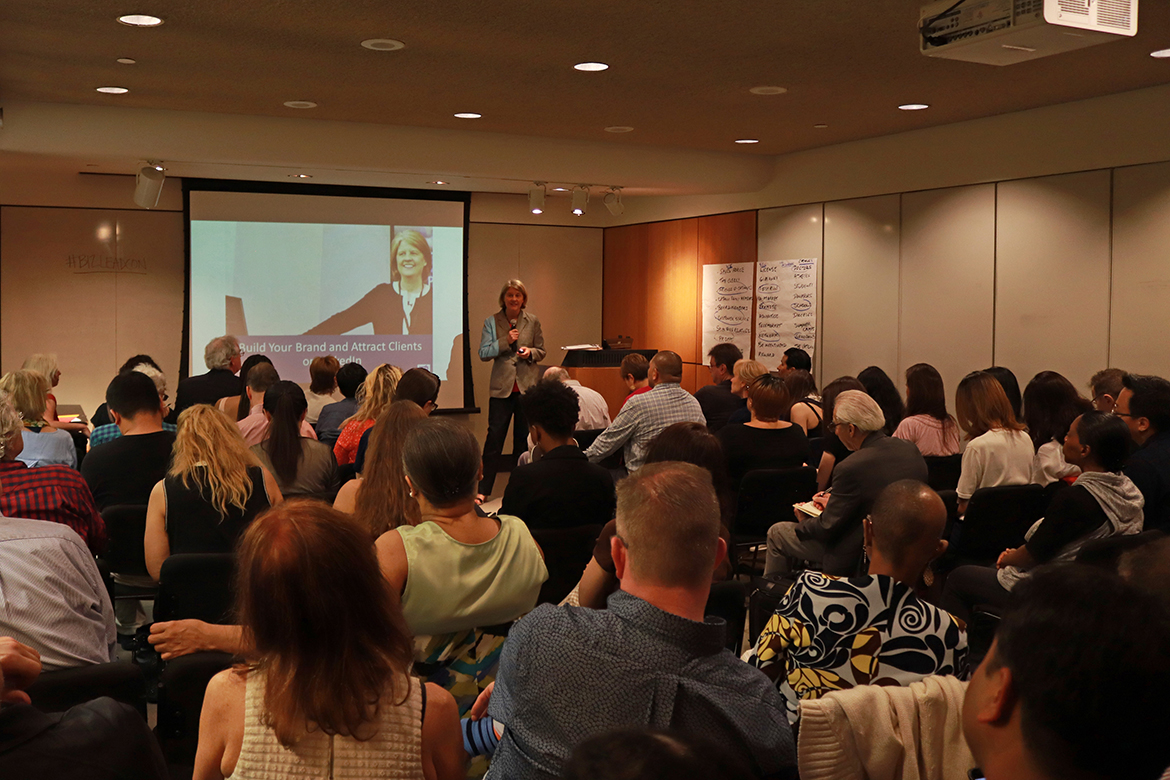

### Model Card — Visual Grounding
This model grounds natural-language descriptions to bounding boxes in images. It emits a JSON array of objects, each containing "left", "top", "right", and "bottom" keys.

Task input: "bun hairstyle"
[
  {"left": 401, "top": 419, "right": 481, "bottom": 507},
  {"left": 263, "top": 381, "right": 309, "bottom": 486}
]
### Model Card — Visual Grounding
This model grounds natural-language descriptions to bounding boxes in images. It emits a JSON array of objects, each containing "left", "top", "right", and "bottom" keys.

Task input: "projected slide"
[{"left": 188, "top": 188, "right": 468, "bottom": 407}]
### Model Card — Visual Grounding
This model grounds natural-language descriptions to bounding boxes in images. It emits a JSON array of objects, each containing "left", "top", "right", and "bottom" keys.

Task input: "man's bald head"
[
  {"left": 650, "top": 351, "right": 683, "bottom": 384},
  {"left": 868, "top": 480, "right": 947, "bottom": 573}
]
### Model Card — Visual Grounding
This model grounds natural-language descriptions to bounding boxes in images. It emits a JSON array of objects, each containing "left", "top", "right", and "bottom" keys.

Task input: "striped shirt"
[
  {"left": 0, "top": 460, "right": 106, "bottom": 554},
  {"left": 0, "top": 516, "right": 116, "bottom": 671},
  {"left": 583, "top": 382, "right": 706, "bottom": 472}
]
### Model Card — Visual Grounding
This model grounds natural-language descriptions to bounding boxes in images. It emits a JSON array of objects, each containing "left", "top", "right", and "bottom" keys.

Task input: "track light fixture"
[
  {"left": 133, "top": 160, "right": 166, "bottom": 208},
  {"left": 528, "top": 183, "right": 546, "bottom": 215},
  {"left": 571, "top": 186, "right": 589, "bottom": 216},
  {"left": 603, "top": 187, "right": 624, "bottom": 216}
]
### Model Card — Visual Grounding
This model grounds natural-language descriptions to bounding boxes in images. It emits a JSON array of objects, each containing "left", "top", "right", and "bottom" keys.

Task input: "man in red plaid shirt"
[{"left": 0, "top": 394, "right": 105, "bottom": 554}]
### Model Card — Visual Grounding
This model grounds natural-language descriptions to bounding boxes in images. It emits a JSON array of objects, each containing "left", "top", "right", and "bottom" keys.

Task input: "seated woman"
[
  {"left": 954, "top": 370, "right": 1034, "bottom": 515},
  {"left": 304, "top": 355, "right": 342, "bottom": 425},
  {"left": 354, "top": 367, "right": 440, "bottom": 473},
  {"left": 942, "top": 411, "right": 1143, "bottom": 621},
  {"left": 144, "top": 405, "right": 282, "bottom": 581},
  {"left": 217, "top": 354, "right": 273, "bottom": 421},
  {"left": 23, "top": 353, "right": 89, "bottom": 440},
  {"left": 858, "top": 365, "right": 905, "bottom": 436},
  {"left": 1023, "top": 370, "right": 1092, "bottom": 487},
  {"left": 250, "top": 381, "right": 338, "bottom": 503},
  {"left": 193, "top": 500, "right": 465, "bottom": 780},
  {"left": 717, "top": 374, "right": 811, "bottom": 489},
  {"left": 784, "top": 369, "right": 823, "bottom": 437},
  {"left": 334, "top": 364, "right": 402, "bottom": 467},
  {"left": 894, "top": 362, "right": 960, "bottom": 456},
  {"left": 0, "top": 370, "right": 77, "bottom": 468},
  {"left": 725, "top": 359, "right": 769, "bottom": 427},
  {"left": 334, "top": 400, "right": 428, "bottom": 537}
]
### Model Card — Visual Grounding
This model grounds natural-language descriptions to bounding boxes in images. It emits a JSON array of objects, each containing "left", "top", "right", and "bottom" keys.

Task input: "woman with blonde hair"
[
  {"left": 333, "top": 364, "right": 402, "bottom": 467},
  {"left": 954, "top": 370, "right": 1034, "bottom": 514},
  {"left": 20, "top": 354, "right": 88, "bottom": 437},
  {"left": 0, "top": 370, "right": 77, "bottom": 468},
  {"left": 725, "top": 359, "right": 769, "bottom": 426},
  {"left": 193, "top": 500, "right": 464, "bottom": 780},
  {"left": 144, "top": 404, "right": 282, "bottom": 581},
  {"left": 334, "top": 400, "right": 428, "bottom": 537}
]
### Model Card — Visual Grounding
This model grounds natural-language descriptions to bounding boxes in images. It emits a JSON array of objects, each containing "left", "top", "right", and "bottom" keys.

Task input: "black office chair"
[
  {"left": 98, "top": 504, "right": 157, "bottom": 601},
  {"left": 943, "top": 484, "right": 1047, "bottom": 568},
  {"left": 573, "top": 428, "right": 624, "bottom": 471},
  {"left": 530, "top": 524, "right": 603, "bottom": 605},
  {"left": 924, "top": 454, "right": 963, "bottom": 492},
  {"left": 26, "top": 661, "right": 147, "bottom": 719},
  {"left": 156, "top": 651, "right": 235, "bottom": 765},
  {"left": 705, "top": 580, "right": 748, "bottom": 654},
  {"left": 732, "top": 467, "right": 818, "bottom": 571},
  {"left": 154, "top": 553, "right": 236, "bottom": 625}
]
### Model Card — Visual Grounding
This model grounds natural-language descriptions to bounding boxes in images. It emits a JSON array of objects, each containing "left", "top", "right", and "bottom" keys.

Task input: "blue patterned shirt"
[
  {"left": 89, "top": 422, "right": 176, "bottom": 448},
  {"left": 583, "top": 382, "right": 705, "bottom": 471},
  {"left": 486, "top": 591, "right": 795, "bottom": 780}
]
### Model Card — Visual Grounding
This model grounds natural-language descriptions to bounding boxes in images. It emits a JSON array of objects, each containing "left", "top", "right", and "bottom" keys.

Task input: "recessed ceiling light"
[
  {"left": 735, "top": 138, "right": 760, "bottom": 144},
  {"left": 117, "top": 14, "right": 162, "bottom": 27},
  {"left": 749, "top": 86, "right": 787, "bottom": 95},
  {"left": 96, "top": 86, "right": 129, "bottom": 94},
  {"left": 117, "top": 57, "right": 137, "bottom": 65},
  {"left": 428, "top": 180, "right": 448, "bottom": 185},
  {"left": 604, "top": 126, "right": 634, "bottom": 133},
  {"left": 361, "top": 38, "right": 405, "bottom": 51},
  {"left": 288, "top": 173, "right": 312, "bottom": 179},
  {"left": 1151, "top": 48, "right": 1170, "bottom": 58},
  {"left": 899, "top": 103, "right": 930, "bottom": 111},
  {"left": 283, "top": 100, "right": 317, "bottom": 109},
  {"left": 552, "top": 187, "right": 569, "bottom": 192},
  {"left": 454, "top": 112, "right": 482, "bottom": 119},
  {"left": 574, "top": 62, "right": 609, "bottom": 72}
]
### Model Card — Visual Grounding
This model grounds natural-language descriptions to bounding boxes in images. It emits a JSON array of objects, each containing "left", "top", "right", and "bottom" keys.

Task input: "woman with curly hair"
[{"left": 333, "top": 363, "right": 402, "bottom": 467}]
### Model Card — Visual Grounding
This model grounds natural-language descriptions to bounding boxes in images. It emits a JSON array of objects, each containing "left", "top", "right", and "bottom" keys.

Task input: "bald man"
[
  {"left": 746, "top": 479, "right": 968, "bottom": 722},
  {"left": 584, "top": 351, "right": 705, "bottom": 472}
]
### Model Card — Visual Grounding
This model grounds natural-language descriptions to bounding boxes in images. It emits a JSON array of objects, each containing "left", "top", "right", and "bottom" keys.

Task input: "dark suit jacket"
[
  {"left": 797, "top": 431, "right": 927, "bottom": 575},
  {"left": 1124, "top": 430, "right": 1170, "bottom": 532},
  {"left": 174, "top": 368, "right": 241, "bottom": 413},
  {"left": 695, "top": 380, "right": 746, "bottom": 434},
  {"left": 501, "top": 445, "right": 616, "bottom": 530}
]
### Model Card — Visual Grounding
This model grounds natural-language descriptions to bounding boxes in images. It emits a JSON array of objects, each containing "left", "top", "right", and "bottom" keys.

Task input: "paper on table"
[
  {"left": 561, "top": 344, "right": 602, "bottom": 351},
  {"left": 755, "top": 257, "right": 818, "bottom": 368},
  {"left": 702, "top": 262, "right": 754, "bottom": 358}
]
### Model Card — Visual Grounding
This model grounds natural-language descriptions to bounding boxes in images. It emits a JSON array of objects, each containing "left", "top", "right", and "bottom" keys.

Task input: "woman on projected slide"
[{"left": 304, "top": 229, "right": 433, "bottom": 336}]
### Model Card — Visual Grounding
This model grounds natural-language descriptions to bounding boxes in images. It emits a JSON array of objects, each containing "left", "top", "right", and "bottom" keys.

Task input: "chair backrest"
[
  {"left": 733, "top": 467, "right": 818, "bottom": 540},
  {"left": 27, "top": 661, "right": 147, "bottom": 718},
  {"left": 705, "top": 579, "right": 748, "bottom": 654},
  {"left": 955, "top": 484, "right": 1047, "bottom": 563},
  {"left": 99, "top": 504, "right": 150, "bottom": 577},
  {"left": 573, "top": 428, "right": 623, "bottom": 470},
  {"left": 530, "top": 524, "right": 603, "bottom": 605},
  {"left": 924, "top": 454, "right": 963, "bottom": 492},
  {"left": 154, "top": 553, "right": 236, "bottom": 624}
]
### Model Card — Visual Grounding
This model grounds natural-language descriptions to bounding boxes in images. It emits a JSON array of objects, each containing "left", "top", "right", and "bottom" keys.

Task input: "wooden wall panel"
[{"left": 694, "top": 211, "right": 757, "bottom": 365}]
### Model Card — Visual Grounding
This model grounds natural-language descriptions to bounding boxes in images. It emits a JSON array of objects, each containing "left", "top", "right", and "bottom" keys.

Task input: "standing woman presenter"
[{"left": 478, "top": 279, "right": 544, "bottom": 495}]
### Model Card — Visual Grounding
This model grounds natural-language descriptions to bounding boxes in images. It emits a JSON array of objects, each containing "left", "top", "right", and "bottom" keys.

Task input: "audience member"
[
  {"left": 857, "top": 365, "right": 904, "bottom": 436},
  {"left": 765, "top": 390, "right": 927, "bottom": 576},
  {"left": 236, "top": 363, "right": 317, "bottom": 446},
  {"left": 1117, "top": 372, "right": 1170, "bottom": 532},
  {"left": 1117, "top": 534, "right": 1170, "bottom": 610},
  {"left": 88, "top": 364, "right": 176, "bottom": 448},
  {"left": 584, "top": 351, "right": 706, "bottom": 472},
  {"left": 561, "top": 728, "right": 755, "bottom": 780},
  {"left": 784, "top": 369, "right": 823, "bottom": 437},
  {"left": 717, "top": 374, "right": 811, "bottom": 489},
  {"left": 482, "top": 462, "right": 796, "bottom": 779},
  {"left": 1024, "top": 370, "right": 1092, "bottom": 486},
  {"left": 0, "top": 637, "right": 169, "bottom": 779},
  {"left": 144, "top": 405, "right": 281, "bottom": 581},
  {"left": 315, "top": 360, "right": 368, "bottom": 446},
  {"left": 501, "top": 379, "right": 616, "bottom": 530},
  {"left": 1088, "top": 366, "right": 1126, "bottom": 413},
  {"left": 174, "top": 335, "right": 242, "bottom": 413},
  {"left": 334, "top": 363, "right": 402, "bottom": 467},
  {"left": 961, "top": 565, "right": 1170, "bottom": 780},
  {"left": 894, "top": 362, "right": 960, "bottom": 456},
  {"left": 81, "top": 371, "right": 175, "bottom": 511},
  {"left": 724, "top": 358, "right": 769, "bottom": 426},
  {"left": 375, "top": 419, "right": 547, "bottom": 638},
  {"left": 334, "top": 401, "right": 428, "bottom": 536},
  {"left": 250, "top": 381, "right": 338, "bottom": 502},
  {"left": 304, "top": 354, "right": 342, "bottom": 425},
  {"left": 0, "top": 370, "right": 76, "bottom": 468},
  {"left": 354, "top": 366, "right": 441, "bottom": 472},
  {"left": 541, "top": 366, "right": 611, "bottom": 430},
  {"left": 695, "top": 342, "right": 745, "bottom": 433},
  {"left": 982, "top": 365, "right": 1023, "bottom": 422},
  {"left": 748, "top": 480, "right": 966, "bottom": 722},
  {"left": 943, "top": 411, "right": 1143, "bottom": 621},
  {"left": 955, "top": 371, "right": 1034, "bottom": 514},
  {"left": 217, "top": 353, "right": 273, "bottom": 421},
  {"left": 619, "top": 352, "right": 651, "bottom": 407},
  {"left": 90, "top": 353, "right": 164, "bottom": 427},
  {"left": 778, "top": 346, "right": 812, "bottom": 376},
  {"left": 0, "top": 393, "right": 105, "bottom": 553},
  {"left": 22, "top": 354, "right": 88, "bottom": 439},
  {"left": 194, "top": 501, "right": 465, "bottom": 780},
  {"left": 813, "top": 376, "right": 865, "bottom": 491}
]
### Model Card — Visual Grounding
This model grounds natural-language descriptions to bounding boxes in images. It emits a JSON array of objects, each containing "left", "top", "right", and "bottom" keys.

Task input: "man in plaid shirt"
[
  {"left": 585, "top": 351, "right": 706, "bottom": 472},
  {"left": 0, "top": 394, "right": 105, "bottom": 555}
]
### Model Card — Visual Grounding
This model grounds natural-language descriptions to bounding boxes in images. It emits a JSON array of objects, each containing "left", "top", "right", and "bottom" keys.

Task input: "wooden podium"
[{"left": 562, "top": 349, "right": 656, "bottom": 422}]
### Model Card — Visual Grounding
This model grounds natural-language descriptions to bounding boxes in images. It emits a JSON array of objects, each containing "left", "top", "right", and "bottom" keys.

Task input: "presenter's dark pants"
[
  {"left": 940, "top": 564, "right": 1011, "bottom": 624},
  {"left": 479, "top": 391, "right": 527, "bottom": 495}
]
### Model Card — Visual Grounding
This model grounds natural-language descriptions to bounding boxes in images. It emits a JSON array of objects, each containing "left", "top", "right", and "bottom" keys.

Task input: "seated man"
[
  {"left": 963, "top": 565, "right": 1170, "bottom": 780},
  {"left": 1088, "top": 367, "right": 1126, "bottom": 413},
  {"left": 584, "top": 351, "right": 705, "bottom": 472},
  {"left": 483, "top": 462, "right": 795, "bottom": 779},
  {"left": 765, "top": 390, "right": 927, "bottom": 576},
  {"left": 1117, "top": 373, "right": 1170, "bottom": 532},
  {"left": 87, "top": 364, "right": 176, "bottom": 448},
  {"left": 0, "top": 394, "right": 105, "bottom": 554},
  {"left": 174, "top": 335, "right": 242, "bottom": 413},
  {"left": 747, "top": 479, "right": 967, "bottom": 722},
  {"left": 695, "top": 342, "right": 745, "bottom": 433},
  {"left": 619, "top": 352, "right": 651, "bottom": 408},
  {"left": 777, "top": 347, "right": 811, "bottom": 376},
  {"left": 501, "top": 379, "right": 616, "bottom": 530},
  {"left": 236, "top": 363, "right": 317, "bottom": 446},
  {"left": 314, "top": 361, "right": 368, "bottom": 446},
  {"left": 82, "top": 371, "right": 176, "bottom": 510},
  {"left": 542, "top": 367, "right": 611, "bottom": 431}
]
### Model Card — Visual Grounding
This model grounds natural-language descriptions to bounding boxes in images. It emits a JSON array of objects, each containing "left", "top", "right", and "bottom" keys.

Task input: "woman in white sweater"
[{"left": 954, "top": 370, "right": 1035, "bottom": 515}]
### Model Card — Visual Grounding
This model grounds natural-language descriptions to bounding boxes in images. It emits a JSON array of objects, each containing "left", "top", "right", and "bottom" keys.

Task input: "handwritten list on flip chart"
[
  {"left": 701, "top": 262, "right": 755, "bottom": 358},
  {"left": 754, "top": 257, "right": 818, "bottom": 366}
]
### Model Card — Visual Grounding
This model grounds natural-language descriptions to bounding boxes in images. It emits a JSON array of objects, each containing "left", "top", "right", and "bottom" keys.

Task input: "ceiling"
[{"left": 3, "top": 0, "right": 1169, "bottom": 160}]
